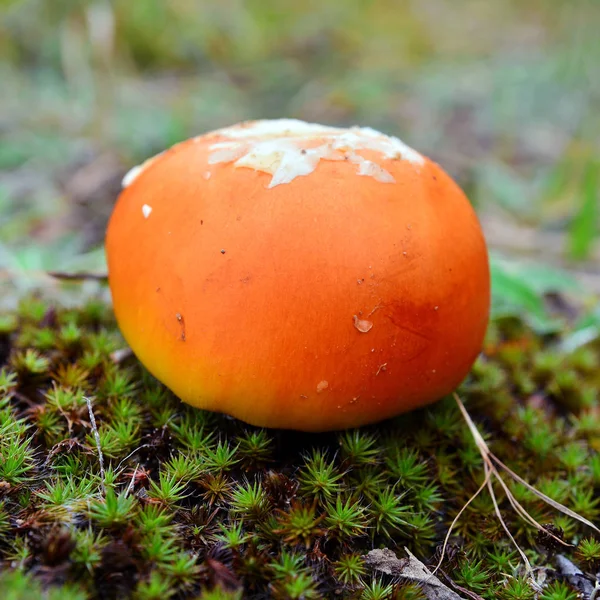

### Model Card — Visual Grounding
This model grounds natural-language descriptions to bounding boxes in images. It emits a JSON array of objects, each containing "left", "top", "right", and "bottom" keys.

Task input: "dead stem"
[
  {"left": 432, "top": 468, "right": 491, "bottom": 576},
  {"left": 435, "top": 392, "right": 600, "bottom": 589},
  {"left": 86, "top": 396, "right": 106, "bottom": 494},
  {"left": 489, "top": 453, "right": 600, "bottom": 534},
  {"left": 110, "top": 347, "right": 134, "bottom": 364},
  {"left": 48, "top": 271, "right": 109, "bottom": 282},
  {"left": 125, "top": 465, "right": 139, "bottom": 497}
]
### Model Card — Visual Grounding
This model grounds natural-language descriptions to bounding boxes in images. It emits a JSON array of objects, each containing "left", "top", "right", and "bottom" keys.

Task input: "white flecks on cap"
[
  {"left": 207, "top": 119, "right": 424, "bottom": 187},
  {"left": 316, "top": 380, "right": 329, "bottom": 393},
  {"left": 142, "top": 204, "right": 152, "bottom": 218},
  {"left": 217, "top": 119, "right": 342, "bottom": 139},
  {"left": 122, "top": 164, "right": 144, "bottom": 188},
  {"left": 121, "top": 152, "right": 165, "bottom": 188}
]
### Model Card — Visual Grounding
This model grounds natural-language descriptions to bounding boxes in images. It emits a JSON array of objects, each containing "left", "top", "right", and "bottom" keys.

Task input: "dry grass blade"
[
  {"left": 454, "top": 393, "right": 581, "bottom": 542},
  {"left": 452, "top": 391, "right": 600, "bottom": 583},
  {"left": 432, "top": 468, "right": 491, "bottom": 576},
  {"left": 488, "top": 459, "right": 571, "bottom": 547},
  {"left": 125, "top": 465, "right": 139, "bottom": 497},
  {"left": 86, "top": 395, "right": 106, "bottom": 494},
  {"left": 484, "top": 461, "right": 537, "bottom": 585},
  {"left": 489, "top": 453, "right": 600, "bottom": 535}
]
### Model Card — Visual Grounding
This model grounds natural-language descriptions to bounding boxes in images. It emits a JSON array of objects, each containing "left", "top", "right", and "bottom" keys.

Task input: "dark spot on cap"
[{"left": 176, "top": 313, "right": 186, "bottom": 341}]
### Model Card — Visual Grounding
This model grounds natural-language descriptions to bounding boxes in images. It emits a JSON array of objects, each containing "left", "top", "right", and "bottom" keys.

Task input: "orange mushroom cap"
[{"left": 106, "top": 119, "right": 490, "bottom": 432}]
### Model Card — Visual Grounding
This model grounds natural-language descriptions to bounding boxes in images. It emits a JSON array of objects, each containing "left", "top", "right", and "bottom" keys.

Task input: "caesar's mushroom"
[{"left": 105, "top": 119, "right": 490, "bottom": 432}]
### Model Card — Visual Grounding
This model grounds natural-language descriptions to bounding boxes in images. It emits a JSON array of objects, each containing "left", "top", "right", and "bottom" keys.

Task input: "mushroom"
[{"left": 105, "top": 119, "right": 490, "bottom": 432}]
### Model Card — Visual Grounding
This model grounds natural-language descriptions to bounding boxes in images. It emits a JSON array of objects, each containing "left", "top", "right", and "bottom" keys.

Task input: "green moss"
[{"left": 0, "top": 294, "right": 598, "bottom": 598}]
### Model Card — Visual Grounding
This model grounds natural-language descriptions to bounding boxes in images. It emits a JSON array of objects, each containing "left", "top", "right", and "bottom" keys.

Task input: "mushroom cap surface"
[{"left": 106, "top": 119, "right": 490, "bottom": 431}]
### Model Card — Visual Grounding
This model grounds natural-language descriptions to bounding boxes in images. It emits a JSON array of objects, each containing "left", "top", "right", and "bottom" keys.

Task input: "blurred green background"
[{"left": 1, "top": 0, "right": 599, "bottom": 312}]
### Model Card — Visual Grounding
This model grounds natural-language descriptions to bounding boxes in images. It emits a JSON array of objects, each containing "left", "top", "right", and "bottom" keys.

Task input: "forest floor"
[{"left": 1, "top": 2, "right": 599, "bottom": 598}]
